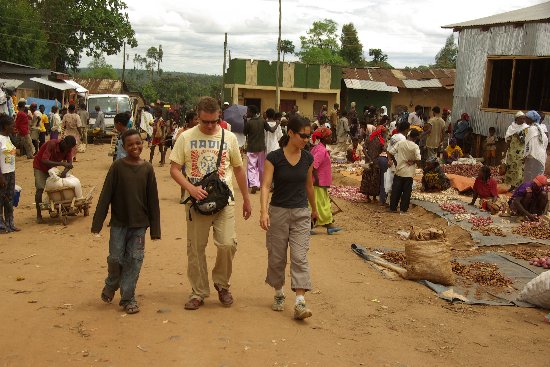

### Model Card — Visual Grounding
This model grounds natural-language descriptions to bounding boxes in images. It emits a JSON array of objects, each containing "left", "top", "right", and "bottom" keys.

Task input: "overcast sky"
[{"left": 80, "top": 0, "right": 546, "bottom": 75}]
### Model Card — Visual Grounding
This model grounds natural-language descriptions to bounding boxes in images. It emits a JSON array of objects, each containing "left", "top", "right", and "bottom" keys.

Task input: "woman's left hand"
[{"left": 311, "top": 210, "right": 318, "bottom": 223}]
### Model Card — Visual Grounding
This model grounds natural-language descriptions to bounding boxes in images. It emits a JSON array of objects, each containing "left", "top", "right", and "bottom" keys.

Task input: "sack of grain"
[
  {"left": 518, "top": 271, "right": 550, "bottom": 309},
  {"left": 405, "top": 240, "right": 455, "bottom": 285},
  {"left": 409, "top": 226, "right": 446, "bottom": 241}
]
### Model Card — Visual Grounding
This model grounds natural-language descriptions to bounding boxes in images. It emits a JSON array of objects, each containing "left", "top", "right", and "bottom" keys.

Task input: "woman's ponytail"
[{"left": 279, "top": 134, "right": 290, "bottom": 147}]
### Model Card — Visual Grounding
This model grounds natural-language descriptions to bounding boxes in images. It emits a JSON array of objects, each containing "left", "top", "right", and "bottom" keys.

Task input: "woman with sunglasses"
[{"left": 260, "top": 116, "right": 318, "bottom": 320}]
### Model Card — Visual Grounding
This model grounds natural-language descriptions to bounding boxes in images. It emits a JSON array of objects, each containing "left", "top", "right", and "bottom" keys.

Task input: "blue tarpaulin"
[{"left": 25, "top": 98, "right": 60, "bottom": 114}]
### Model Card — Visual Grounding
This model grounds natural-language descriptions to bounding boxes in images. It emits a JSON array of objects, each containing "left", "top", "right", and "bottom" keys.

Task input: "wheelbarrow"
[{"left": 39, "top": 186, "right": 95, "bottom": 225}]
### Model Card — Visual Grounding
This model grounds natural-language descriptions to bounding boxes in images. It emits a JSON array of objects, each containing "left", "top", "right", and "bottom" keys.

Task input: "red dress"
[{"left": 152, "top": 118, "right": 166, "bottom": 145}]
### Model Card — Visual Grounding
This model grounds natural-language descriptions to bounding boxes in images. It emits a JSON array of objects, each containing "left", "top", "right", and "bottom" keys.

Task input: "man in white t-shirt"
[
  {"left": 0, "top": 114, "right": 19, "bottom": 232},
  {"left": 265, "top": 108, "right": 283, "bottom": 155},
  {"left": 388, "top": 128, "right": 421, "bottom": 213},
  {"left": 169, "top": 96, "right": 252, "bottom": 311}
]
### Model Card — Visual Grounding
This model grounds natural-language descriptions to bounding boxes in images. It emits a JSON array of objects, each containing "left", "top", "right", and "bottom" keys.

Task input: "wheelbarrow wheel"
[
  {"left": 83, "top": 205, "right": 89, "bottom": 217},
  {"left": 61, "top": 215, "right": 68, "bottom": 226}
]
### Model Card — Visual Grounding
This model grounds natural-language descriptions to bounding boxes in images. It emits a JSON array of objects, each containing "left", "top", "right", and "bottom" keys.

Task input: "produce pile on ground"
[
  {"left": 468, "top": 215, "right": 493, "bottom": 227},
  {"left": 473, "top": 225, "right": 506, "bottom": 237},
  {"left": 329, "top": 185, "right": 369, "bottom": 203},
  {"left": 442, "top": 164, "right": 502, "bottom": 182},
  {"left": 505, "top": 248, "right": 550, "bottom": 261},
  {"left": 454, "top": 213, "right": 473, "bottom": 222},
  {"left": 440, "top": 202, "right": 467, "bottom": 214},
  {"left": 451, "top": 261, "right": 513, "bottom": 287},
  {"left": 411, "top": 188, "right": 460, "bottom": 204},
  {"left": 528, "top": 256, "right": 550, "bottom": 268},
  {"left": 381, "top": 251, "right": 407, "bottom": 268},
  {"left": 512, "top": 221, "right": 550, "bottom": 240}
]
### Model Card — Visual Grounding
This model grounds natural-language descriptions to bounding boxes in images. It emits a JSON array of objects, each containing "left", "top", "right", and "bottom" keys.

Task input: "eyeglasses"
[
  {"left": 200, "top": 118, "right": 220, "bottom": 125},
  {"left": 298, "top": 133, "right": 311, "bottom": 139}
]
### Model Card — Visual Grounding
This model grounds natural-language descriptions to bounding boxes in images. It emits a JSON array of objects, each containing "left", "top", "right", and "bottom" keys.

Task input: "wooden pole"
[
  {"left": 222, "top": 33, "right": 228, "bottom": 104},
  {"left": 275, "top": 0, "right": 281, "bottom": 112},
  {"left": 122, "top": 42, "right": 126, "bottom": 83}
]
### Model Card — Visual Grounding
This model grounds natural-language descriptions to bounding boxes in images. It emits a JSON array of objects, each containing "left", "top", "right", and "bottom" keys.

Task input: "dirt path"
[{"left": 1, "top": 144, "right": 548, "bottom": 367}]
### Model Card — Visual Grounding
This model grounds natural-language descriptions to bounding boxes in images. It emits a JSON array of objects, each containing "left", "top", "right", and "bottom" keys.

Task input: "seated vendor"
[
  {"left": 471, "top": 165, "right": 500, "bottom": 214},
  {"left": 443, "top": 138, "right": 463, "bottom": 164},
  {"left": 509, "top": 175, "right": 548, "bottom": 221},
  {"left": 346, "top": 138, "right": 363, "bottom": 162},
  {"left": 421, "top": 157, "right": 450, "bottom": 192}
]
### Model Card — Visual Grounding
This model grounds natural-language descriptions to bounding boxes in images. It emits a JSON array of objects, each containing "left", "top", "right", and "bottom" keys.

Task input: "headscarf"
[
  {"left": 515, "top": 111, "right": 524, "bottom": 118},
  {"left": 461, "top": 113, "right": 470, "bottom": 121},
  {"left": 526, "top": 110, "right": 541, "bottom": 124},
  {"left": 369, "top": 125, "right": 387, "bottom": 145},
  {"left": 311, "top": 126, "right": 331, "bottom": 144},
  {"left": 380, "top": 106, "right": 388, "bottom": 116},
  {"left": 534, "top": 175, "right": 548, "bottom": 187}
]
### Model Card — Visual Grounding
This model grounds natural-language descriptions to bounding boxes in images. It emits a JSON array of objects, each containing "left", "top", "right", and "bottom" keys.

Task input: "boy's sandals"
[{"left": 124, "top": 301, "right": 140, "bottom": 314}]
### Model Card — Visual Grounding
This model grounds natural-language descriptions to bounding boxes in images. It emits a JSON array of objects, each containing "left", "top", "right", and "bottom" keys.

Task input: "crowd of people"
[{"left": 1, "top": 94, "right": 548, "bottom": 321}]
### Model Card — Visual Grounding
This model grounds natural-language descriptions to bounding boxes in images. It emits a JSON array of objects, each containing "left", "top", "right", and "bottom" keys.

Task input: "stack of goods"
[
  {"left": 512, "top": 221, "right": 550, "bottom": 240},
  {"left": 468, "top": 215, "right": 505, "bottom": 236},
  {"left": 328, "top": 186, "right": 369, "bottom": 203},
  {"left": 528, "top": 256, "right": 550, "bottom": 269},
  {"left": 380, "top": 251, "right": 407, "bottom": 268}
]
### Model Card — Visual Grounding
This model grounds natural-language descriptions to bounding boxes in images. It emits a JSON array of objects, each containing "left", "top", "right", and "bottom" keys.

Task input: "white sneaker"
[
  {"left": 272, "top": 295, "right": 285, "bottom": 311},
  {"left": 294, "top": 301, "right": 312, "bottom": 320}
]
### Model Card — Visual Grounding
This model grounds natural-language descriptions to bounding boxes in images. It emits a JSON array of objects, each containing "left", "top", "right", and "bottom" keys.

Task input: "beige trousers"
[
  {"left": 186, "top": 205, "right": 237, "bottom": 299},
  {"left": 265, "top": 205, "right": 312, "bottom": 291}
]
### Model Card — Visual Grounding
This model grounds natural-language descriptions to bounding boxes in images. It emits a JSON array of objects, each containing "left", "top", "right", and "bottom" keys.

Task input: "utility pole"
[
  {"left": 122, "top": 41, "right": 126, "bottom": 83},
  {"left": 275, "top": 0, "right": 281, "bottom": 112},
  {"left": 222, "top": 33, "right": 228, "bottom": 104}
]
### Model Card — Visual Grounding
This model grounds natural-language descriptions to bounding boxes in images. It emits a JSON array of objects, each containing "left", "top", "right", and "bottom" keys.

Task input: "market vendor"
[
  {"left": 443, "top": 138, "right": 463, "bottom": 164},
  {"left": 421, "top": 157, "right": 450, "bottom": 192},
  {"left": 346, "top": 138, "right": 363, "bottom": 162},
  {"left": 471, "top": 165, "right": 499, "bottom": 213},
  {"left": 33, "top": 136, "right": 76, "bottom": 223},
  {"left": 509, "top": 175, "right": 548, "bottom": 221}
]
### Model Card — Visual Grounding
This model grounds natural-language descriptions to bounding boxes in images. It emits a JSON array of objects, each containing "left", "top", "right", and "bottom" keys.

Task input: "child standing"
[
  {"left": 113, "top": 113, "right": 129, "bottom": 161},
  {"left": 0, "top": 114, "right": 20, "bottom": 233},
  {"left": 485, "top": 127, "right": 497, "bottom": 166},
  {"left": 92, "top": 129, "right": 161, "bottom": 314}
]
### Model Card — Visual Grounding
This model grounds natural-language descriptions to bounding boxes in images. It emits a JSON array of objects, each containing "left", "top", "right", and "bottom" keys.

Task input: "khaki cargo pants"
[{"left": 186, "top": 204, "right": 237, "bottom": 300}]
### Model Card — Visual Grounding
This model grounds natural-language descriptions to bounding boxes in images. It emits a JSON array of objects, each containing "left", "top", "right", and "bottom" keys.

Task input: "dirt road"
[{"left": 1, "top": 144, "right": 548, "bottom": 367}]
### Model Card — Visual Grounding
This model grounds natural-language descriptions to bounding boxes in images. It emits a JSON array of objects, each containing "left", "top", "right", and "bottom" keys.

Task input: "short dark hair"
[
  {"left": 51, "top": 106, "right": 58, "bottom": 113},
  {"left": 114, "top": 112, "right": 130, "bottom": 126},
  {"left": 62, "top": 135, "right": 77, "bottom": 147},
  {"left": 341, "top": 109, "right": 348, "bottom": 117},
  {"left": 144, "top": 105, "right": 150, "bottom": 112},
  {"left": 247, "top": 105, "right": 258, "bottom": 116},
  {"left": 265, "top": 108, "right": 275, "bottom": 119},
  {"left": 95, "top": 105, "right": 100, "bottom": 111},
  {"left": 489, "top": 126, "right": 496, "bottom": 132},
  {"left": 68, "top": 104, "right": 76, "bottom": 112},
  {"left": 185, "top": 111, "right": 197, "bottom": 123},
  {"left": 39, "top": 104, "right": 45, "bottom": 109},
  {"left": 432, "top": 106, "right": 441, "bottom": 114},
  {"left": 398, "top": 121, "right": 410, "bottom": 132},
  {"left": 121, "top": 129, "right": 141, "bottom": 145},
  {"left": 415, "top": 105, "right": 423, "bottom": 112},
  {"left": 274, "top": 112, "right": 282, "bottom": 120},
  {"left": 0, "top": 113, "right": 14, "bottom": 129},
  {"left": 79, "top": 103, "right": 86, "bottom": 109},
  {"left": 17, "top": 101, "right": 25, "bottom": 109},
  {"left": 409, "top": 129, "right": 420, "bottom": 139}
]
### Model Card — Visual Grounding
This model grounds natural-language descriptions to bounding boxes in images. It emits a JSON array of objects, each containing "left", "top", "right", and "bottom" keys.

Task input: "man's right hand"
[
  {"left": 63, "top": 162, "right": 73, "bottom": 170},
  {"left": 188, "top": 185, "right": 209, "bottom": 201}
]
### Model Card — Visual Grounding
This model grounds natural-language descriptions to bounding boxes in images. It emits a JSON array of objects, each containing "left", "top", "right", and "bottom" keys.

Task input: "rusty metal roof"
[
  {"left": 443, "top": 1, "right": 550, "bottom": 30},
  {"left": 342, "top": 67, "right": 455, "bottom": 90},
  {"left": 73, "top": 77, "right": 125, "bottom": 94}
]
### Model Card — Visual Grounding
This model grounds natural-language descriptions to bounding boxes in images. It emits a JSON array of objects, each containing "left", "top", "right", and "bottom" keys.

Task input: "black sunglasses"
[{"left": 298, "top": 133, "right": 311, "bottom": 139}]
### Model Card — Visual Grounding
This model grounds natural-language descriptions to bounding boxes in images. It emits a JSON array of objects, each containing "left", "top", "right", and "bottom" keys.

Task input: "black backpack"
[{"left": 183, "top": 128, "right": 234, "bottom": 218}]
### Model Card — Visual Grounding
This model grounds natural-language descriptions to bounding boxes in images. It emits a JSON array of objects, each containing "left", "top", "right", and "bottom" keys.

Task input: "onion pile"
[
  {"left": 442, "top": 164, "right": 502, "bottom": 182},
  {"left": 468, "top": 215, "right": 493, "bottom": 227},
  {"left": 440, "top": 202, "right": 467, "bottom": 214},
  {"left": 506, "top": 248, "right": 550, "bottom": 261},
  {"left": 529, "top": 256, "right": 550, "bottom": 268},
  {"left": 328, "top": 185, "right": 369, "bottom": 203},
  {"left": 473, "top": 225, "right": 506, "bottom": 237},
  {"left": 454, "top": 213, "right": 473, "bottom": 222},
  {"left": 512, "top": 221, "right": 550, "bottom": 240}
]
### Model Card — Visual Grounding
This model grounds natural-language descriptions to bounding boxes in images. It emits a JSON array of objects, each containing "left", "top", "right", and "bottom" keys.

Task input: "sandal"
[
  {"left": 124, "top": 301, "right": 140, "bottom": 314},
  {"left": 101, "top": 291, "right": 113, "bottom": 303}
]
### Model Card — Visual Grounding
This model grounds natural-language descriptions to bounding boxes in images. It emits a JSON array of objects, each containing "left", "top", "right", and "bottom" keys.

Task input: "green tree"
[
  {"left": 280, "top": 39, "right": 295, "bottom": 62},
  {"left": 29, "top": 0, "right": 137, "bottom": 71},
  {"left": 339, "top": 23, "right": 365, "bottom": 67},
  {"left": 297, "top": 19, "right": 346, "bottom": 65},
  {"left": 366, "top": 48, "right": 393, "bottom": 68},
  {"left": 146, "top": 45, "right": 163, "bottom": 75},
  {"left": 0, "top": 0, "right": 48, "bottom": 67},
  {"left": 80, "top": 55, "right": 118, "bottom": 79},
  {"left": 434, "top": 34, "right": 458, "bottom": 68}
]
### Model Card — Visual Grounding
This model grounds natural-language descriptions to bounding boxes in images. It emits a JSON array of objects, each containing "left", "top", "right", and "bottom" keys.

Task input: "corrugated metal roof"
[
  {"left": 342, "top": 67, "right": 455, "bottom": 90},
  {"left": 0, "top": 78, "right": 24, "bottom": 89},
  {"left": 73, "top": 77, "right": 124, "bottom": 94},
  {"left": 443, "top": 1, "right": 550, "bottom": 29},
  {"left": 30, "top": 77, "right": 75, "bottom": 91},
  {"left": 343, "top": 79, "right": 399, "bottom": 92},
  {"left": 402, "top": 79, "right": 442, "bottom": 88}
]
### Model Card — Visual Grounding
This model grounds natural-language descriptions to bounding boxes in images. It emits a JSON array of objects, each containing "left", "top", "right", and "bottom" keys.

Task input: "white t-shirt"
[
  {"left": 0, "top": 135, "right": 16, "bottom": 174},
  {"left": 265, "top": 120, "right": 283, "bottom": 155},
  {"left": 169, "top": 125, "right": 243, "bottom": 200}
]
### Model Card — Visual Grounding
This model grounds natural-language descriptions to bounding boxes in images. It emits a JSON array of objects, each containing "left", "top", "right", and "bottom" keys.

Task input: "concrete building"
[
  {"left": 223, "top": 58, "right": 341, "bottom": 119},
  {"left": 342, "top": 67, "right": 455, "bottom": 119},
  {"left": 443, "top": 1, "right": 550, "bottom": 140}
]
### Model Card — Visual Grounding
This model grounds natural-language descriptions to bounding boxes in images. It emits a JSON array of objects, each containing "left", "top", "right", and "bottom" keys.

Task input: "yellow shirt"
[
  {"left": 446, "top": 145, "right": 463, "bottom": 158},
  {"left": 40, "top": 114, "right": 48, "bottom": 132},
  {"left": 169, "top": 125, "right": 243, "bottom": 201}
]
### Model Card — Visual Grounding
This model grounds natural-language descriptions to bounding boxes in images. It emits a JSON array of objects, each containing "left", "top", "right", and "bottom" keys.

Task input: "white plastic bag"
[
  {"left": 518, "top": 270, "right": 550, "bottom": 308},
  {"left": 384, "top": 169, "right": 394, "bottom": 194},
  {"left": 45, "top": 168, "right": 64, "bottom": 191},
  {"left": 63, "top": 174, "right": 83, "bottom": 199}
]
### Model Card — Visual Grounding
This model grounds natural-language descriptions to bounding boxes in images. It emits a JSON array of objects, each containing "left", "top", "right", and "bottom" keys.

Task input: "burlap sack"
[
  {"left": 409, "top": 226, "right": 446, "bottom": 241},
  {"left": 405, "top": 240, "right": 455, "bottom": 286}
]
